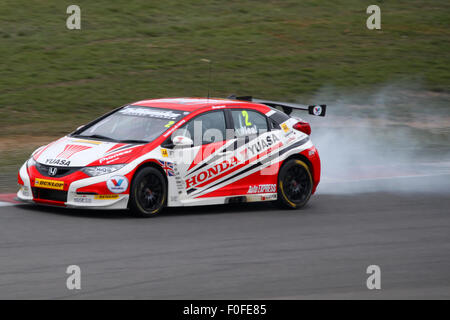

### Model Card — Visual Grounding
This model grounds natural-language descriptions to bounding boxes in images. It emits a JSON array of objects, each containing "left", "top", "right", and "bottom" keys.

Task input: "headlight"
[
  {"left": 27, "top": 157, "right": 37, "bottom": 168},
  {"left": 81, "top": 164, "right": 125, "bottom": 177}
]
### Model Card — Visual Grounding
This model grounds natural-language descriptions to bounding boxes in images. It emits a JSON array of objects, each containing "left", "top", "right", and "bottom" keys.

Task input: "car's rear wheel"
[
  {"left": 276, "top": 159, "right": 312, "bottom": 209},
  {"left": 129, "top": 167, "right": 167, "bottom": 217}
]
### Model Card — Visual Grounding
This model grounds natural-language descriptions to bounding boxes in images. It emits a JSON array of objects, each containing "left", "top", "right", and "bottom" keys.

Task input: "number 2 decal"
[
  {"left": 241, "top": 110, "right": 252, "bottom": 126},
  {"left": 164, "top": 120, "right": 175, "bottom": 128}
]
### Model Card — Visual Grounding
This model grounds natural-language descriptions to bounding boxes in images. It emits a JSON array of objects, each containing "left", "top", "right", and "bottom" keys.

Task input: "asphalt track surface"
[{"left": 0, "top": 175, "right": 449, "bottom": 299}]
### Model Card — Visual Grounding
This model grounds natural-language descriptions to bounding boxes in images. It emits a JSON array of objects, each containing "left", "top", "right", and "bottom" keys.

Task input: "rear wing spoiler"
[{"left": 227, "top": 95, "right": 326, "bottom": 117}]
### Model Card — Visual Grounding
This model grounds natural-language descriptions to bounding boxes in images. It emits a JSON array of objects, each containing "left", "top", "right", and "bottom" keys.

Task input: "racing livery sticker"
[
  {"left": 247, "top": 184, "right": 277, "bottom": 194},
  {"left": 185, "top": 156, "right": 239, "bottom": 189},
  {"left": 73, "top": 196, "right": 92, "bottom": 203},
  {"left": 56, "top": 144, "right": 92, "bottom": 159},
  {"left": 119, "top": 107, "right": 182, "bottom": 120},
  {"left": 72, "top": 139, "right": 103, "bottom": 145},
  {"left": 312, "top": 105, "right": 322, "bottom": 116},
  {"left": 106, "top": 176, "right": 129, "bottom": 193},
  {"left": 45, "top": 159, "right": 71, "bottom": 166},
  {"left": 99, "top": 148, "right": 134, "bottom": 164},
  {"left": 34, "top": 178, "right": 64, "bottom": 190},
  {"left": 94, "top": 194, "right": 120, "bottom": 200},
  {"left": 171, "top": 162, "right": 184, "bottom": 195},
  {"left": 158, "top": 160, "right": 175, "bottom": 176},
  {"left": 262, "top": 194, "right": 277, "bottom": 200}
]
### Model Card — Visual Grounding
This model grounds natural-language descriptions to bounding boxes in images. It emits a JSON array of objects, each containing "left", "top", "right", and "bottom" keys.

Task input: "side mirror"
[{"left": 172, "top": 136, "right": 193, "bottom": 148}]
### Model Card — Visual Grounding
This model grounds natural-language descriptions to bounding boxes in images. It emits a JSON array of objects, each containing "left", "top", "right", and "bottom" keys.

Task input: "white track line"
[{"left": 0, "top": 201, "right": 15, "bottom": 207}]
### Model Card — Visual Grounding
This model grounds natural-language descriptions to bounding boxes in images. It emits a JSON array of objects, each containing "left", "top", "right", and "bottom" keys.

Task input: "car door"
[
  {"left": 169, "top": 110, "right": 232, "bottom": 200},
  {"left": 227, "top": 108, "right": 279, "bottom": 196}
]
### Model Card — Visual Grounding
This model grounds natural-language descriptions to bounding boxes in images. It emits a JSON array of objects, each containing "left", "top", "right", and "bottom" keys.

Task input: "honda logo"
[{"left": 48, "top": 167, "right": 58, "bottom": 176}]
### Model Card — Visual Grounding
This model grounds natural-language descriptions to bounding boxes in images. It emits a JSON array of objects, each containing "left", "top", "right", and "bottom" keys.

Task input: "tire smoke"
[{"left": 299, "top": 82, "right": 450, "bottom": 194}]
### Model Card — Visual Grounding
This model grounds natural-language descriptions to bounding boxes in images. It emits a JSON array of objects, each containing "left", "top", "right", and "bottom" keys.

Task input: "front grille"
[
  {"left": 35, "top": 163, "right": 81, "bottom": 178},
  {"left": 32, "top": 188, "right": 68, "bottom": 202}
]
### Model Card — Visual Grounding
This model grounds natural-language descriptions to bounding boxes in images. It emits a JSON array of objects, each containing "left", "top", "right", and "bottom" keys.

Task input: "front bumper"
[{"left": 17, "top": 162, "right": 130, "bottom": 210}]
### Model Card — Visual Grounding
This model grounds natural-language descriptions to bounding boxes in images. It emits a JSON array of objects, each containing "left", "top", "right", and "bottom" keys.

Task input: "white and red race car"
[{"left": 17, "top": 97, "right": 326, "bottom": 217}]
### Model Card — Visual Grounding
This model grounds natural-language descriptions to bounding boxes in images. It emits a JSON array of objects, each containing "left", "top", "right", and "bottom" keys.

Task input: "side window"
[
  {"left": 177, "top": 111, "right": 226, "bottom": 145},
  {"left": 268, "top": 109, "right": 289, "bottom": 130},
  {"left": 269, "top": 118, "right": 281, "bottom": 130},
  {"left": 231, "top": 109, "right": 268, "bottom": 137},
  {"left": 270, "top": 109, "right": 290, "bottom": 124}
]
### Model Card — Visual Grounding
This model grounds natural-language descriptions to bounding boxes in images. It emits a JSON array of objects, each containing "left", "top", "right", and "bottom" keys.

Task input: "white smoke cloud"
[{"left": 297, "top": 82, "right": 450, "bottom": 194}]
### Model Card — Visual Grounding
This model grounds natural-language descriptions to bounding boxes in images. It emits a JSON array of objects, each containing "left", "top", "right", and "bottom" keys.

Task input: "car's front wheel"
[
  {"left": 276, "top": 159, "right": 312, "bottom": 209},
  {"left": 129, "top": 167, "right": 167, "bottom": 217}
]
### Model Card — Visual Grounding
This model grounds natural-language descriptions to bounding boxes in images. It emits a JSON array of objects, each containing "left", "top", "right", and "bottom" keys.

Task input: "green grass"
[{"left": 0, "top": 0, "right": 449, "bottom": 136}]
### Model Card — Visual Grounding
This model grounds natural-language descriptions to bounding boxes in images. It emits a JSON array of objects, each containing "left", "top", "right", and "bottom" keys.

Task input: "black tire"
[
  {"left": 276, "top": 159, "right": 313, "bottom": 209},
  {"left": 129, "top": 167, "right": 167, "bottom": 217}
]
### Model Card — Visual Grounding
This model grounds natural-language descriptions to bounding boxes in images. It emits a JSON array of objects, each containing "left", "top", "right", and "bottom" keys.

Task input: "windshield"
[{"left": 74, "top": 106, "right": 187, "bottom": 143}]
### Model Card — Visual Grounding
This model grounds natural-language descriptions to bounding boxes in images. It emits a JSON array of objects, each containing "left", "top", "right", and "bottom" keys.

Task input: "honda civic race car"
[{"left": 17, "top": 97, "right": 326, "bottom": 217}]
